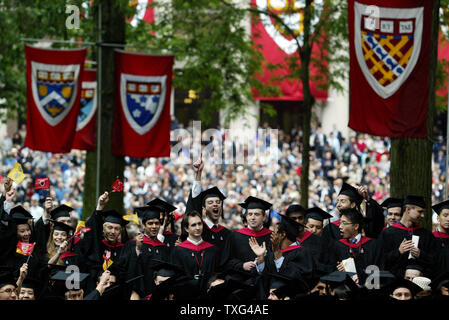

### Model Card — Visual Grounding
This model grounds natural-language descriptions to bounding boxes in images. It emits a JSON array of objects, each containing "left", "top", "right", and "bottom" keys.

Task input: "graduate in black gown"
[
  {"left": 329, "top": 208, "right": 384, "bottom": 285},
  {"left": 303, "top": 207, "right": 335, "bottom": 274},
  {"left": 221, "top": 196, "right": 273, "bottom": 287},
  {"left": 147, "top": 198, "right": 179, "bottom": 248},
  {"left": 170, "top": 211, "right": 220, "bottom": 298},
  {"left": 4, "top": 205, "right": 40, "bottom": 279},
  {"left": 131, "top": 205, "right": 171, "bottom": 299},
  {"left": 431, "top": 200, "right": 449, "bottom": 276},
  {"left": 185, "top": 156, "right": 231, "bottom": 249},
  {"left": 34, "top": 202, "right": 74, "bottom": 258},
  {"left": 378, "top": 195, "right": 438, "bottom": 279},
  {"left": 322, "top": 183, "right": 364, "bottom": 243},
  {"left": 82, "top": 191, "right": 130, "bottom": 293},
  {"left": 381, "top": 197, "right": 403, "bottom": 229},
  {"left": 252, "top": 213, "right": 314, "bottom": 297}
]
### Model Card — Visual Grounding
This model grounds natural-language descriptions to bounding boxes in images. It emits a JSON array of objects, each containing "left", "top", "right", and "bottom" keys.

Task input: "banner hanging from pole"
[
  {"left": 348, "top": 0, "right": 433, "bottom": 138},
  {"left": 72, "top": 69, "right": 97, "bottom": 151},
  {"left": 24, "top": 45, "right": 87, "bottom": 153},
  {"left": 111, "top": 50, "right": 174, "bottom": 158}
]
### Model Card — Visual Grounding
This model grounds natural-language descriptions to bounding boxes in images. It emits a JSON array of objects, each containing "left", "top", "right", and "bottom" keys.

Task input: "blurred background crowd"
[{"left": 1, "top": 115, "right": 447, "bottom": 233}]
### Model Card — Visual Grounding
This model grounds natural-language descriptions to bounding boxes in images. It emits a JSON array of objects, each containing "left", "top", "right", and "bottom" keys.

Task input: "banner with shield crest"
[
  {"left": 24, "top": 45, "right": 87, "bottom": 153},
  {"left": 348, "top": 0, "right": 433, "bottom": 138}
]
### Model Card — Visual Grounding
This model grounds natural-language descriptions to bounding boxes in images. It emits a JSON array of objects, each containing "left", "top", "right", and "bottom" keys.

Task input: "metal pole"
[
  {"left": 95, "top": 2, "right": 102, "bottom": 201},
  {"left": 444, "top": 38, "right": 449, "bottom": 200}
]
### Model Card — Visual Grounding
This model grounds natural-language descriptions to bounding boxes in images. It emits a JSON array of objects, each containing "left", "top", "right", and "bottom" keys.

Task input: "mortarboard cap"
[
  {"left": 386, "top": 278, "right": 423, "bottom": 297},
  {"left": 432, "top": 200, "right": 449, "bottom": 215},
  {"left": 0, "top": 266, "right": 16, "bottom": 288},
  {"left": 50, "top": 204, "right": 73, "bottom": 220},
  {"left": 51, "top": 270, "right": 89, "bottom": 284},
  {"left": 381, "top": 198, "right": 404, "bottom": 209},
  {"left": 150, "top": 259, "right": 184, "bottom": 278},
  {"left": 319, "top": 271, "right": 359, "bottom": 292},
  {"left": 363, "top": 270, "right": 396, "bottom": 288},
  {"left": 146, "top": 198, "right": 177, "bottom": 213},
  {"left": 338, "top": 183, "right": 364, "bottom": 206},
  {"left": 239, "top": 196, "right": 272, "bottom": 211},
  {"left": 267, "top": 272, "right": 309, "bottom": 298},
  {"left": 279, "top": 214, "right": 303, "bottom": 239},
  {"left": 285, "top": 204, "right": 306, "bottom": 216},
  {"left": 135, "top": 206, "right": 161, "bottom": 222},
  {"left": 51, "top": 220, "right": 75, "bottom": 233},
  {"left": 405, "top": 264, "right": 424, "bottom": 273},
  {"left": 200, "top": 187, "right": 226, "bottom": 207},
  {"left": 431, "top": 272, "right": 449, "bottom": 291},
  {"left": 101, "top": 210, "right": 129, "bottom": 226},
  {"left": 10, "top": 205, "right": 33, "bottom": 224},
  {"left": 305, "top": 207, "right": 332, "bottom": 222},
  {"left": 403, "top": 195, "right": 426, "bottom": 209}
]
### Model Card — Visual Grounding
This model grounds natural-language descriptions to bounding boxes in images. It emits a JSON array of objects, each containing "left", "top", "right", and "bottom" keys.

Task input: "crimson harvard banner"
[
  {"left": 24, "top": 45, "right": 87, "bottom": 153},
  {"left": 250, "top": 0, "right": 328, "bottom": 101},
  {"left": 72, "top": 69, "right": 97, "bottom": 151},
  {"left": 348, "top": 0, "right": 433, "bottom": 138},
  {"left": 111, "top": 50, "right": 174, "bottom": 158}
]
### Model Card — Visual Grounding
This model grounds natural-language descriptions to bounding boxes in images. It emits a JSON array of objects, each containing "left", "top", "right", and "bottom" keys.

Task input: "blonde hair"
[{"left": 46, "top": 229, "right": 65, "bottom": 265}]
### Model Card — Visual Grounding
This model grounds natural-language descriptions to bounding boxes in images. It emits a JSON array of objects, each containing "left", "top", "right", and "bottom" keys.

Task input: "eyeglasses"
[
  {"left": 0, "top": 288, "right": 15, "bottom": 294},
  {"left": 338, "top": 221, "right": 354, "bottom": 226}
]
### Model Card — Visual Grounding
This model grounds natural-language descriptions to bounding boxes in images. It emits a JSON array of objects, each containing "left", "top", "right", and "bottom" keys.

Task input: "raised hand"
[
  {"left": 96, "top": 191, "right": 109, "bottom": 211},
  {"left": 249, "top": 237, "right": 266, "bottom": 258}
]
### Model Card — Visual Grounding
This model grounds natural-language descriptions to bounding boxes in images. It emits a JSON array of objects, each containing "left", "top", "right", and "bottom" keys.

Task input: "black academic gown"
[
  {"left": 221, "top": 227, "right": 273, "bottom": 285},
  {"left": 329, "top": 236, "right": 384, "bottom": 284},
  {"left": 364, "top": 199, "right": 387, "bottom": 239},
  {"left": 432, "top": 231, "right": 449, "bottom": 276},
  {"left": 202, "top": 221, "right": 231, "bottom": 251},
  {"left": 264, "top": 243, "right": 315, "bottom": 281},
  {"left": 133, "top": 235, "right": 170, "bottom": 298},
  {"left": 322, "top": 219, "right": 342, "bottom": 243},
  {"left": 378, "top": 222, "right": 438, "bottom": 278},
  {"left": 82, "top": 210, "right": 130, "bottom": 292},
  {"left": 171, "top": 239, "right": 220, "bottom": 298},
  {"left": 297, "top": 230, "right": 334, "bottom": 276}
]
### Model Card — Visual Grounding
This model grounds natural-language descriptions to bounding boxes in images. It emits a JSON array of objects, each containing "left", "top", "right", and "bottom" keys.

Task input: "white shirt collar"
[
  {"left": 204, "top": 217, "right": 218, "bottom": 229},
  {"left": 349, "top": 233, "right": 362, "bottom": 244},
  {"left": 187, "top": 237, "right": 203, "bottom": 246}
]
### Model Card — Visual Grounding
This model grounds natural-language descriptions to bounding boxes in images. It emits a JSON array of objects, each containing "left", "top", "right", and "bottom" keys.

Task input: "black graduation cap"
[
  {"left": 135, "top": 206, "right": 161, "bottom": 222},
  {"left": 305, "top": 207, "right": 332, "bottom": 222},
  {"left": 150, "top": 259, "right": 184, "bottom": 278},
  {"left": 51, "top": 270, "right": 90, "bottom": 283},
  {"left": 10, "top": 205, "right": 33, "bottom": 224},
  {"left": 431, "top": 272, "right": 449, "bottom": 291},
  {"left": 432, "top": 200, "right": 449, "bottom": 215},
  {"left": 51, "top": 220, "right": 75, "bottom": 233},
  {"left": 285, "top": 204, "right": 306, "bottom": 216},
  {"left": 146, "top": 198, "right": 177, "bottom": 213},
  {"left": 319, "top": 271, "right": 359, "bottom": 292},
  {"left": 239, "top": 196, "right": 272, "bottom": 211},
  {"left": 0, "top": 266, "right": 16, "bottom": 288},
  {"left": 200, "top": 186, "right": 226, "bottom": 207},
  {"left": 363, "top": 270, "right": 396, "bottom": 288},
  {"left": 21, "top": 276, "right": 42, "bottom": 297},
  {"left": 338, "top": 183, "right": 364, "bottom": 206},
  {"left": 403, "top": 195, "right": 426, "bottom": 208},
  {"left": 50, "top": 204, "right": 73, "bottom": 220},
  {"left": 279, "top": 214, "right": 302, "bottom": 238},
  {"left": 101, "top": 210, "right": 129, "bottom": 226},
  {"left": 267, "top": 272, "right": 309, "bottom": 300},
  {"left": 381, "top": 197, "right": 404, "bottom": 209},
  {"left": 151, "top": 274, "right": 200, "bottom": 301},
  {"left": 386, "top": 278, "right": 423, "bottom": 297},
  {"left": 405, "top": 264, "right": 424, "bottom": 273}
]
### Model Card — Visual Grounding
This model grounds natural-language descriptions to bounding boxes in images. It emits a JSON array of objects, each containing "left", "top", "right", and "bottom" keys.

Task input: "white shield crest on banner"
[
  {"left": 354, "top": 2, "right": 423, "bottom": 99},
  {"left": 31, "top": 62, "right": 81, "bottom": 127},
  {"left": 120, "top": 73, "right": 167, "bottom": 135},
  {"left": 255, "top": 0, "right": 323, "bottom": 55},
  {"left": 76, "top": 81, "right": 97, "bottom": 131}
]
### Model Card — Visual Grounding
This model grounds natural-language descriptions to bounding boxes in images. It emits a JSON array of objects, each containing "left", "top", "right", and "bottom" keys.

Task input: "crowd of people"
[{"left": 0, "top": 117, "right": 449, "bottom": 302}]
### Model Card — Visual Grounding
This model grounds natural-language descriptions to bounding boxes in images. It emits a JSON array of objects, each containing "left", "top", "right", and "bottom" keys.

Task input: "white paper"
[
  {"left": 408, "top": 235, "right": 420, "bottom": 259},
  {"left": 342, "top": 257, "right": 359, "bottom": 284}
]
